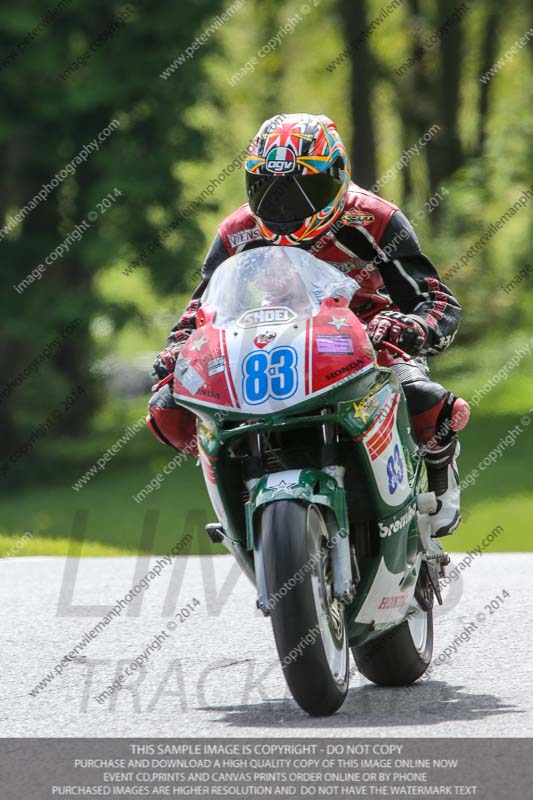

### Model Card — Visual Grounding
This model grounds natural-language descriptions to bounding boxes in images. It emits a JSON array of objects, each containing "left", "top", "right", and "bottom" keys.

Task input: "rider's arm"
[
  {"left": 152, "top": 233, "right": 232, "bottom": 379},
  {"left": 377, "top": 210, "right": 462, "bottom": 355}
]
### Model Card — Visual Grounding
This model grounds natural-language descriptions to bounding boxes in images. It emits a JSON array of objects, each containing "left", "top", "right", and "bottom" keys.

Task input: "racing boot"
[{"left": 424, "top": 437, "right": 461, "bottom": 537}]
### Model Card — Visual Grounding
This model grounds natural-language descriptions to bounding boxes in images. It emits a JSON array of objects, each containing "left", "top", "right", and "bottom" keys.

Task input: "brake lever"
[
  {"left": 151, "top": 373, "right": 173, "bottom": 392},
  {"left": 379, "top": 340, "right": 414, "bottom": 361}
]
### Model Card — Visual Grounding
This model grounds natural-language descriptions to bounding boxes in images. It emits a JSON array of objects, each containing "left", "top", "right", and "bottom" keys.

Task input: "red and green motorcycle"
[{"left": 172, "top": 245, "right": 448, "bottom": 716}]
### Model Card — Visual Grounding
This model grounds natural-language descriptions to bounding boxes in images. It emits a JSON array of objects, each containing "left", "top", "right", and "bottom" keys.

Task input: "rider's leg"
[
  {"left": 147, "top": 383, "right": 198, "bottom": 454},
  {"left": 391, "top": 359, "right": 470, "bottom": 537}
]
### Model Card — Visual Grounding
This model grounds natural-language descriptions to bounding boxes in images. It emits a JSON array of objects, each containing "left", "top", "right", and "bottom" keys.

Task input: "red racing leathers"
[{"left": 148, "top": 182, "right": 466, "bottom": 451}]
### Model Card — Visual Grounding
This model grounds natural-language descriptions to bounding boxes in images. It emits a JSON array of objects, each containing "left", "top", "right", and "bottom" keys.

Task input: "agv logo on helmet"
[{"left": 265, "top": 145, "right": 296, "bottom": 174}]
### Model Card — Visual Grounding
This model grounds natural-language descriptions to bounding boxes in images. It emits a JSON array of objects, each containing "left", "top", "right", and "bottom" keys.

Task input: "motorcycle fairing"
[
  {"left": 360, "top": 393, "right": 411, "bottom": 507},
  {"left": 353, "top": 557, "right": 418, "bottom": 625},
  {"left": 173, "top": 297, "right": 374, "bottom": 415}
]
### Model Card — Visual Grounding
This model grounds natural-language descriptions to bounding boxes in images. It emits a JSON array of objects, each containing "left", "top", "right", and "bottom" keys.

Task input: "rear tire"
[
  {"left": 261, "top": 501, "right": 349, "bottom": 716},
  {"left": 352, "top": 602, "right": 433, "bottom": 686}
]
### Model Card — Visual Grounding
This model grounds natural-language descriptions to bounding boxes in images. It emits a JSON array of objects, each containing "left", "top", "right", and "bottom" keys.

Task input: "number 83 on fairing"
[{"left": 242, "top": 346, "right": 299, "bottom": 404}]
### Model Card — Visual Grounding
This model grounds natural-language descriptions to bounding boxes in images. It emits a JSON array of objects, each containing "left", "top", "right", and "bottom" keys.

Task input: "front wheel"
[{"left": 261, "top": 501, "right": 349, "bottom": 716}]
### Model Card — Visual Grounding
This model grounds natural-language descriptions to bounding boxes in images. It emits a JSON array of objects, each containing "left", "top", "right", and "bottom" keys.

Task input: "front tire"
[{"left": 261, "top": 501, "right": 349, "bottom": 716}]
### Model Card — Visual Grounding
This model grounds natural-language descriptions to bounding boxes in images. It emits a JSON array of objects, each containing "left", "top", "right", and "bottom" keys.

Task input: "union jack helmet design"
[{"left": 245, "top": 113, "right": 351, "bottom": 246}]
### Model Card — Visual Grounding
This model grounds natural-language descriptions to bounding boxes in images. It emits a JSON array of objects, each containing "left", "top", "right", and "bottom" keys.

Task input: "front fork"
[
  {"left": 320, "top": 410, "right": 356, "bottom": 604},
  {"left": 249, "top": 412, "right": 357, "bottom": 614}
]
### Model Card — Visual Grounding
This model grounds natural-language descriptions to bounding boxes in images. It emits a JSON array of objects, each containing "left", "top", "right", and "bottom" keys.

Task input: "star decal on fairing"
[
  {"left": 352, "top": 393, "right": 379, "bottom": 424},
  {"left": 190, "top": 335, "right": 208, "bottom": 352},
  {"left": 269, "top": 480, "right": 299, "bottom": 497},
  {"left": 328, "top": 314, "right": 350, "bottom": 331},
  {"left": 198, "top": 421, "right": 214, "bottom": 441}
]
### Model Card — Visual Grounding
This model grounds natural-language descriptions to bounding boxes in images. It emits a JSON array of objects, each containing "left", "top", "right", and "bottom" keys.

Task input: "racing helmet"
[{"left": 245, "top": 113, "right": 351, "bottom": 246}]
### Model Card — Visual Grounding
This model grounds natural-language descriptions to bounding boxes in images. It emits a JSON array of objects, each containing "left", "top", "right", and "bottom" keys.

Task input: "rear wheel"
[
  {"left": 261, "top": 501, "right": 349, "bottom": 716},
  {"left": 352, "top": 462, "right": 435, "bottom": 687},
  {"left": 351, "top": 590, "right": 433, "bottom": 686}
]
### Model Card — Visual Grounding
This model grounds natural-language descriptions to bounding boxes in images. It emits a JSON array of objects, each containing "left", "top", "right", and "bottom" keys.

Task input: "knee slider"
[
  {"left": 450, "top": 397, "right": 470, "bottom": 432},
  {"left": 433, "top": 394, "right": 469, "bottom": 446}
]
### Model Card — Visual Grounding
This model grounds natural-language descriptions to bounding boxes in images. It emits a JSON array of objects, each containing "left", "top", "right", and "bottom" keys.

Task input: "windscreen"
[{"left": 201, "top": 246, "right": 358, "bottom": 329}]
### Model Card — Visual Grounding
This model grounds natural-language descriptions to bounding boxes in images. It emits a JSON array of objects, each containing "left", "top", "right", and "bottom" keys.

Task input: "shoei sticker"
[{"left": 237, "top": 306, "right": 296, "bottom": 328}]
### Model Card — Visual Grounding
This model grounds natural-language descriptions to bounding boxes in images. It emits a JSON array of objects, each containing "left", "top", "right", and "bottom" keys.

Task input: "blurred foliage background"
[{"left": 0, "top": 0, "right": 531, "bottom": 555}]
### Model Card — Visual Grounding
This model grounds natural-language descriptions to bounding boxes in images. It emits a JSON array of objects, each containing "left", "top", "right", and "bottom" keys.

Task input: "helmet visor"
[{"left": 246, "top": 170, "right": 343, "bottom": 224}]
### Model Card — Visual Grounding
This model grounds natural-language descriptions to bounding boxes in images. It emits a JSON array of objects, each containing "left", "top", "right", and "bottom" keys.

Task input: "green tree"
[{"left": 0, "top": 0, "right": 224, "bottom": 479}]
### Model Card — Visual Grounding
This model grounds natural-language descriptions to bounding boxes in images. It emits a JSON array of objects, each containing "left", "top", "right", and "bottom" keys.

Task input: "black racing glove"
[
  {"left": 367, "top": 311, "right": 428, "bottom": 355},
  {"left": 151, "top": 330, "right": 191, "bottom": 380},
  {"left": 151, "top": 299, "right": 201, "bottom": 381}
]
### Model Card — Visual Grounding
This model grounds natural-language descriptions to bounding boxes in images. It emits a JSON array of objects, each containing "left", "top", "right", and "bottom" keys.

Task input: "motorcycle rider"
[{"left": 148, "top": 113, "right": 469, "bottom": 537}]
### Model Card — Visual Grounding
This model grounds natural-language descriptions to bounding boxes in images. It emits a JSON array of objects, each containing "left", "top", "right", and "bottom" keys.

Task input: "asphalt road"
[{"left": 1, "top": 552, "right": 531, "bottom": 737}]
